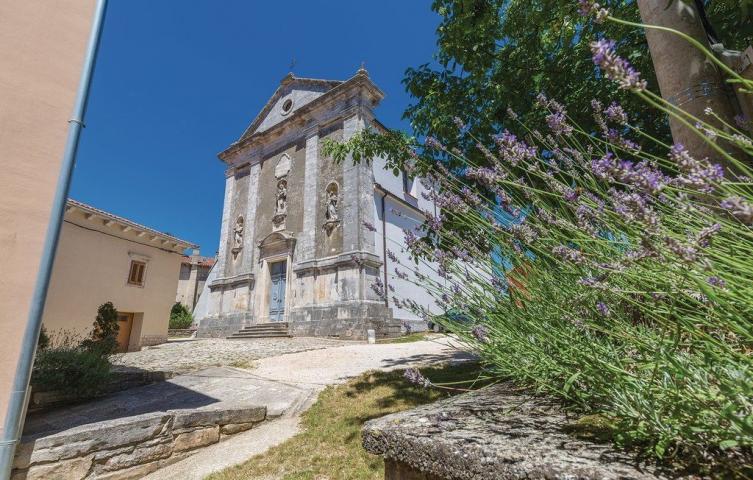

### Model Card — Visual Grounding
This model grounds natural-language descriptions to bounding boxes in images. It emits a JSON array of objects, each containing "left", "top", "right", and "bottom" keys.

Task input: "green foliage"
[
  {"left": 169, "top": 302, "right": 194, "bottom": 329},
  {"left": 31, "top": 332, "right": 111, "bottom": 399},
  {"left": 37, "top": 325, "right": 50, "bottom": 351},
  {"left": 81, "top": 301, "right": 119, "bottom": 355},
  {"left": 402, "top": 0, "right": 752, "bottom": 166}
]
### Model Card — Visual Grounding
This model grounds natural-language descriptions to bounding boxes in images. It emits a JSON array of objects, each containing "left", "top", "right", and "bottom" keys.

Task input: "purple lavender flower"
[
  {"left": 370, "top": 277, "right": 385, "bottom": 299},
  {"left": 394, "top": 268, "right": 409, "bottom": 280},
  {"left": 387, "top": 249, "right": 398, "bottom": 263},
  {"left": 578, "top": 0, "right": 609, "bottom": 22},
  {"left": 362, "top": 221, "right": 377, "bottom": 232},
  {"left": 590, "top": 39, "right": 647, "bottom": 91},
  {"left": 707, "top": 276, "right": 726, "bottom": 288},
  {"left": 596, "top": 302, "right": 610, "bottom": 317},
  {"left": 493, "top": 130, "right": 537, "bottom": 166},
  {"left": 552, "top": 245, "right": 585, "bottom": 264},
  {"left": 546, "top": 111, "right": 573, "bottom": 136},
  {"left": 425, "top": 136, "right": 445, "bottom": 151},
  {"left": 453, "top": 116, "right": 467, "bottom": 131},
  {"left": 404, "top": 368, "right": 431, "bottom": 388},
  {"left": 471, "top": 324, "right": 490, "bottom": 344},
  {"left": 720, "top": 196, "right": 753, "bottom": 225},
  {"left": 696, "top": 223, "right": 721, "bottom": 247},
  {"left": 664, "top": 237, "right": 698, "bottom": 263},
  {"left": 604, "top": 102, "right": 628, "bottom": 125},
  {"left": 564, "top": 188, "right": 579, "bottom": 202}
]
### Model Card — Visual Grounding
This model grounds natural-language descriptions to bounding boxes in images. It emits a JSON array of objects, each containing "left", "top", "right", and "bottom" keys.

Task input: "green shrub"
[
  {"left": 80, "top": 301, "right": 120, "bottom": 355},
  {"left": 37, "top": 325, "right": 50, "bottom": 351},
  {"left": 169, "top": 302, "right": 194, "bottom": 329},
  {"left": 31, "top": 338, "right": 111, "bottom": 399}
]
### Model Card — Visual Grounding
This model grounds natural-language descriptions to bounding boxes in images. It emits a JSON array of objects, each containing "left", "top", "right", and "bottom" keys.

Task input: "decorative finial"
[
  {"left": 289, "top": 57, "right": 296, "bottom": 74},
  {"left": 358, "top": 61, "right": 367, "bottom": 75}
]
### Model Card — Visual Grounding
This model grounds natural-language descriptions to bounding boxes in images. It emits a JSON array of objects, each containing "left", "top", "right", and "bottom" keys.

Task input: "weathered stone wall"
[
  {"left": 315, "top": 123, "right": 345, "bottom": 258},
  {"left": 12, "top": 407, "right": 266, "bottom": 480}
]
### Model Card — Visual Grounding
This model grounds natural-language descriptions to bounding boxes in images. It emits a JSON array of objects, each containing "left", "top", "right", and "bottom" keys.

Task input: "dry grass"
[{"left": 207, "top": 362, "right": 485, "bottom": 480}]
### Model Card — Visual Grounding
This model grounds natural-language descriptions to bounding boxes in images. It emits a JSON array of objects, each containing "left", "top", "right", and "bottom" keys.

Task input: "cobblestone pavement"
[{"left": 111, "top": 337, "right": 351, "bottom": 374}]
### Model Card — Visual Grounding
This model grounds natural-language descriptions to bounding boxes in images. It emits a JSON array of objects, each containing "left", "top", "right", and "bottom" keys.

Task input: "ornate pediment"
[{"left": 238, "top": 75, "right": 343, "bottom": 141}]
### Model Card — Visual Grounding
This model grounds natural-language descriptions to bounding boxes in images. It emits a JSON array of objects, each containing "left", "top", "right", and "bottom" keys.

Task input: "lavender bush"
[{"left": 325, "top": 6, "right": 753, "bottom": 472}]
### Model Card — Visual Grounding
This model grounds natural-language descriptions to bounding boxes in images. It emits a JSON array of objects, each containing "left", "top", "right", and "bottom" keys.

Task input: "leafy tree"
[{"left": 402, "top": 0, "right": 753, "bottom": 163}]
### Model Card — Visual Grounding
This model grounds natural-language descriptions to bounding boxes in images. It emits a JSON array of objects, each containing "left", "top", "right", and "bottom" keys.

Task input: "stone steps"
[{"left": 227, "top": 322, "right": 291, "bottom": 339}]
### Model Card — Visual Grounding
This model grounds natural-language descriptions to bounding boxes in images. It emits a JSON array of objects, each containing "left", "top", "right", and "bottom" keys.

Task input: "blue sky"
[{"left": 71, "top": 1, "right": 440, "bottom": 255}]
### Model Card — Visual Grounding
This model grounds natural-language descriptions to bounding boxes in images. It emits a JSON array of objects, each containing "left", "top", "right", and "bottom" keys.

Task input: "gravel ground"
[{"left": 111, "top": 337, "right": 352, "bottom": 374}]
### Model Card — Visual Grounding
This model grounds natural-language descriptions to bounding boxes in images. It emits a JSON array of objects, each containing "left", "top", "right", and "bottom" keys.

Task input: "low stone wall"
[
  {"left": 167, "top": 328, "right": 196, "bottom": 338},
  {"left": 12, "top": 406, "right": 266, "bottom": 480},
  {"left": 363, "top": 384, "right": 663, "bottom": 480}
]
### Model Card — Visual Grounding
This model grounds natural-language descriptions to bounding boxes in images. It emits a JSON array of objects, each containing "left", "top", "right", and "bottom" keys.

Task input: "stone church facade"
[{"left": 195, "top": 69, "right": 436, "bottom": 339}]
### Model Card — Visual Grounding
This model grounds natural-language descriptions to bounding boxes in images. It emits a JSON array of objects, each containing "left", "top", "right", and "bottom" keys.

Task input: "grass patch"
[
  {"left": 229, "top": 360, "right": 255, "bottom": 370},
  {"left": 376, "top": 332, "right": 435, "bottom": 344},
  {"left": 207, "top": 362, "right": 486, "bottom": 480}
]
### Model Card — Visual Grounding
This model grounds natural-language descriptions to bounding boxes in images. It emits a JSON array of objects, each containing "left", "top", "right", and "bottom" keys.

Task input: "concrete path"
[{"left": 146, "top": 335, "right": 472, "bottom": 480}]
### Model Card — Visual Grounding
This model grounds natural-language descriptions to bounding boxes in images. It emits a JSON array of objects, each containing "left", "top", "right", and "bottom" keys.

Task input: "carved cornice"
[
  {"left": 293, "top": 251, "right": 383, "bottom": 274},
  {"left": 209, "top": 272, "right": 255, "bottom": 290}
]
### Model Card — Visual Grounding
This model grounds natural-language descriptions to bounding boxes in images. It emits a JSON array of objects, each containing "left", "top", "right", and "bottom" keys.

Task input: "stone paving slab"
[
  {"left": 23, "top": 367, "right": 307, "bottom": 438},
  {"left": 111, "top": 337, "right": 350, "bottom": 375}
]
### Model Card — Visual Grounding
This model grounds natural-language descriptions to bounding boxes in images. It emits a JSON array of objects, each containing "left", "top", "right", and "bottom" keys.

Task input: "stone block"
[
  {"left": 220, "top": 421, "right": 260, "bottom": 436},
  {"left": 14, "top": 454, "right": 93, "bottom": 480},
  {"left": 363, "top": 384, "right": 663, "bottom": 480},
  {"left": 22, "top": 413, "right": 171, "bottom": 465},
  {"left": 170, "top": 406, "right": 266, "bottom": 429},
  {"left": 173, "top": 426, "right": 220, "bottom": 452},
  {"left": 94, "top": 438, "right": 173, "bottom": 472}
]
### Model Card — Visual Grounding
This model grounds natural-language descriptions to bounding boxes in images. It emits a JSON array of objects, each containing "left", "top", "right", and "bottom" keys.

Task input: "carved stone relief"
[{"left": 323, "top": 181, "right": 340, "bottom": 235}]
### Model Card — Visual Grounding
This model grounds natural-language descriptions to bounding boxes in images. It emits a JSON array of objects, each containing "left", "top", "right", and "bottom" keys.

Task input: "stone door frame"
[{"left": 255, "top": 231, "right": 296, "bottom": 324}]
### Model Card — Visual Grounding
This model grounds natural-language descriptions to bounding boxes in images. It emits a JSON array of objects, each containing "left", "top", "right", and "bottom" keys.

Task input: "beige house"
[
  {"left": 42, "top": 199, "right": 196, "bottom": 352},
  {"left": 175, "top": 252, "right": 215, "bottom": 311}
]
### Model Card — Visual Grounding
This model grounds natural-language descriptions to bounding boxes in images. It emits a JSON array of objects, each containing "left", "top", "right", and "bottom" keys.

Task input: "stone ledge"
[
  {"left": 362, "top": 384, "right": 664, "bottom": 480},
  {"left": 13, "top": 406, "right": 267, "bottom": 480}
]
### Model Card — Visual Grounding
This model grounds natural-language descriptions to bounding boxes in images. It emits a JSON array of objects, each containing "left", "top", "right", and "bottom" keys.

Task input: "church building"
[{"left": 195, "top": 69, "right": 436, "bottom": 339}]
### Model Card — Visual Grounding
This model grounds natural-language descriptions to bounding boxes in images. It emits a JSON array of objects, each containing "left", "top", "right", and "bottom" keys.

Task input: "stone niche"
[{"left": 362, "top": 384, "right": 663, "bottom": 480}]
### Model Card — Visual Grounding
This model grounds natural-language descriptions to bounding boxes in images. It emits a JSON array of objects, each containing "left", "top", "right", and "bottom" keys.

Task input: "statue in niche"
[
  {"left": 272, "top": 179, "right": 288, "bottom": 231},
  {"left": 275, "top": 180, "right": 287, "bottom": 215},
  {"left": 323, "top": 182, "right": 340, "bottom": 235},
  {"left": 232, "top": 216, "right": 244, "bottom": 255},
  {"left": 326, "top": 186, "right": 338, "bottom": 221}
]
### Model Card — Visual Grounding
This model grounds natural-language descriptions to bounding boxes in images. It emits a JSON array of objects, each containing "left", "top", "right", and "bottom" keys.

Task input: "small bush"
[
  {"left": 169, "top": 302, "right": 194, "bottom": 329},
  {"left": 31, "top": 335, "right": 111, "bottom": 398}
]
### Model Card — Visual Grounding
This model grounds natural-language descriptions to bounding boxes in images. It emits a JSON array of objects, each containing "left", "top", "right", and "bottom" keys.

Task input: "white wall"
[{"left": 372, "top": 158, "right": 441, "bottom": 328}]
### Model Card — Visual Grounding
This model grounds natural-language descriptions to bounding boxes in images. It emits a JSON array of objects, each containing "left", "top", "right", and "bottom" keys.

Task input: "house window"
[
  {"left": 402, "top": 169, "right": 415, "bottom": 196},
  {"left": 128, "top": 260, "right": 146, "bottom": 286}
]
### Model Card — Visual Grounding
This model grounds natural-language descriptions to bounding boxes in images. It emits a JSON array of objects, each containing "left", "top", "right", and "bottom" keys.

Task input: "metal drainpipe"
[
  {"left": 0, "top": 1, "right": 108, "bottom": 476},
  {"left": 380, "top": 190, "right": 389, "bottom": 308}
]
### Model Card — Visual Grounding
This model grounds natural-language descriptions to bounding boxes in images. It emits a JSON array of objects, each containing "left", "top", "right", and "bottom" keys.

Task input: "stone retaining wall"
[{"left": 12, "top": 406, "right": 266, "bottom": 480}]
